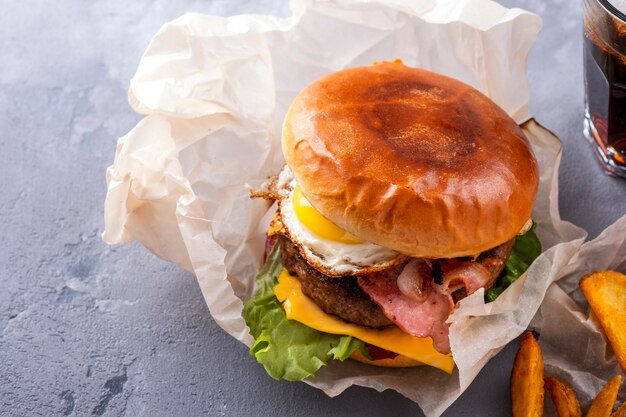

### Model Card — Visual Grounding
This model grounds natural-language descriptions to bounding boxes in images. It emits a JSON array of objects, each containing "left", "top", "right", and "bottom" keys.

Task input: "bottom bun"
[{"left": 350, "top": 349, "right": 424, "bottom": 368}]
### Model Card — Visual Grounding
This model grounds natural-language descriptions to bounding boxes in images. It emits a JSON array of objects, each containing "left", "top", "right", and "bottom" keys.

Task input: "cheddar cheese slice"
[{"left": 274, "top": 268, "right": 455, "bottom": 374}]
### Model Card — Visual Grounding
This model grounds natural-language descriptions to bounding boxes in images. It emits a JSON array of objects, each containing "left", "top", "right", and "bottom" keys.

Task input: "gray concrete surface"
[{"left": 1, "top": 0, "right": 625, "bottom": 416}]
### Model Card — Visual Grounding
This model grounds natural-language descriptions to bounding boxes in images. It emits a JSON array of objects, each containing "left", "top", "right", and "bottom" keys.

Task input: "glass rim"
[{"left": 598, "top": 0, "right": 626, "bottom": 24}]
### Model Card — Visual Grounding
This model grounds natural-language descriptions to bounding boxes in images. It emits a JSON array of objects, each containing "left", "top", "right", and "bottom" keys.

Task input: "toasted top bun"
[
  {"left": 350, "top": 349, "right": 423, "bottom": 368},
  {"left": 282, "top": 61, "right": 539, "bottom": 258}
]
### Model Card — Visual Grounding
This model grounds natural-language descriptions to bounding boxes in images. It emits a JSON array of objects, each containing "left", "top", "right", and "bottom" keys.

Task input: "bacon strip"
[
  {"left": 358, "top": 268, "right": 453, "bottom": 353},
  {"left": 438, "top": 261, "right": 493, "bottom": 296},
  {"left": 358, "top": 255, "right": 508, "bottom": 354},
  {"left": 396, "top": 259, "right": 432, "bottom": 303}
]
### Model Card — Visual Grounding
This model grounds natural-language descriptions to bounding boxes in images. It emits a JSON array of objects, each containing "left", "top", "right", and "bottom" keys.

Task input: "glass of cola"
[{"left": 584, "top": 0, "right": 626, "bottom": 177}]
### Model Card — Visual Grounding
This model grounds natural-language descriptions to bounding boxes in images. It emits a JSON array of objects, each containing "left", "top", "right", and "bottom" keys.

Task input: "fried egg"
[{"left": 274, "top": 166, "right": 407, "bottom": 277}]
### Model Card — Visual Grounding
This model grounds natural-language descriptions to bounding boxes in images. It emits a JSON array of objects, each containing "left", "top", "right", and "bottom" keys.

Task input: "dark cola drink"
[{"left": 583, "top": 0, "right": 626, "bottom": 177}]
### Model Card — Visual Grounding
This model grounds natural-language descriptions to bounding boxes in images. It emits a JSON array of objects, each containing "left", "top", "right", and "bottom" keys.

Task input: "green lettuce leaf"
[
  {"left": 485, "top": 222, "right": 542, "bottom": 302},
  {"left": 242, "top": 244, "right": 365, "bottom": 381}
]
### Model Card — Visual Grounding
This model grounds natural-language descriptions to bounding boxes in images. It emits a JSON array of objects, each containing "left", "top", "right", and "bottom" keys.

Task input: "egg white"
[{"left": 277, "top": 166, "right": 406, "bottom": 276}]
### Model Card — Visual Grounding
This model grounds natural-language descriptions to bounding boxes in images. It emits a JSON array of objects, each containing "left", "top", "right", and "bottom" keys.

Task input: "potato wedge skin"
[
  {"left": 511, "top": 332, "right": 544, "bottom": 417},
  {"left": 612, "top": 402, "right": 626, "bottom": 417},
  {"left": 545, "top": 376, "right": 582, "bottom": 417},
  {"left": 585, "top": 375, "right": 622, "bottom": 417},
  {"left": 580, "top": 271, "right": 626, "bottom": 374}
]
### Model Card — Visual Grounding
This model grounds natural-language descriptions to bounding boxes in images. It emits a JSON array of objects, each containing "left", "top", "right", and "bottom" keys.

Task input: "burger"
[{"left": 244, "top": 61, "right": 541, "bottom": 381}]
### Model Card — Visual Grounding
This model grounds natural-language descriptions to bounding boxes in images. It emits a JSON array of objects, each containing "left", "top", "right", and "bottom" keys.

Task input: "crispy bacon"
[
  {"left": 357, "top": 239, "right": 515, "bottom": 354},
  {"left": 396, "top": 259, "right": 432, "bottom": 303},
  {"left": 358, "top": 268, "right": 453, "bottom": 353},
  {"left": 437, "top": 261, "right": 494, "bottom": 297}
]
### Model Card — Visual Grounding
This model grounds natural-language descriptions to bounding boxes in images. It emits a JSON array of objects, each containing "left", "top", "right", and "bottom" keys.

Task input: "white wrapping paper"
[
  {"left": 532, "top": 214, "right": 626, "bottom": 415},
  {"left": 103, "top": 1, "right": 590, "bottom": 415}
]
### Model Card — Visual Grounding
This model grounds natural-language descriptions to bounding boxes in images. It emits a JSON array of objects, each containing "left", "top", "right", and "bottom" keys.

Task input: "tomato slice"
[{"left": 367, "top": 344, "right": 399, "bottom": 361}]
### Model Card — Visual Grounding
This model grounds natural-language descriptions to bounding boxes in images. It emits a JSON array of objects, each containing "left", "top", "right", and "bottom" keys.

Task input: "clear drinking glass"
[{"left": 583, "top": 0, "right": 626, "bottom": 177}]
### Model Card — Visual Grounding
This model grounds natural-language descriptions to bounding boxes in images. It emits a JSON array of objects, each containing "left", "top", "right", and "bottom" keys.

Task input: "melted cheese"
[{"left": 274, "top": 269, "right": 455, "bottom": 374}]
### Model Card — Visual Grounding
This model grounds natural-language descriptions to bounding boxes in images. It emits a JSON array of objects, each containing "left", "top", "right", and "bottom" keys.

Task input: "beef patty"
[
  {"left": 279, "top": 237, "right": 393, "bottom": 328},
  {"left": 278, "top": 235, "right": 516, "bottom": 329}
]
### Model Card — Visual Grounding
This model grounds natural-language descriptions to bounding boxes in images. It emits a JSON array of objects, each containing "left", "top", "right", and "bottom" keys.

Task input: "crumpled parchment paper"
[
  {"left": 103, "top": 0, "right": 592, "bottom": 415},
  {"left": 531, "top": 214, "right": 626, "bottom": 415}
]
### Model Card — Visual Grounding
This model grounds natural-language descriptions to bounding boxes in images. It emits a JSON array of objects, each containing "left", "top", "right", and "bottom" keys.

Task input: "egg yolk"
[{"left": 292, "top": 185, "right": 364, "bottom": 244}]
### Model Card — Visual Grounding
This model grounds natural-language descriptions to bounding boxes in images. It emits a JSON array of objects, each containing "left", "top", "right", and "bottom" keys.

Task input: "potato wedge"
[
  {"left": 585, "top": 375, "right": 622, "bottom": 417},
  {"left": 545, "top": 376, "right": 582, "bottom": 417},
  {"left": 511, "top": 332, "right": 544, "bottom": 417},
  {"left": 612, "top": 402, "right": 626, "bottom": 417},
  {"left": 580, "top": 270, "right": 626, "bottom": 373}
]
